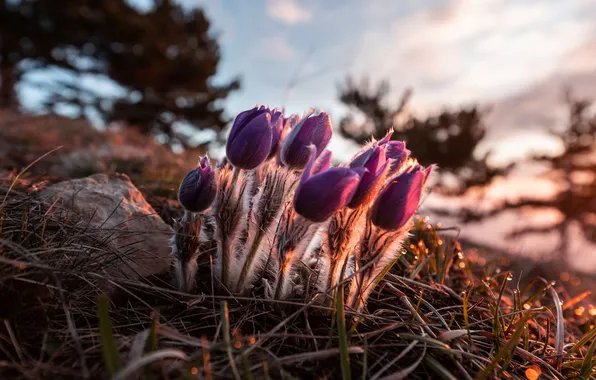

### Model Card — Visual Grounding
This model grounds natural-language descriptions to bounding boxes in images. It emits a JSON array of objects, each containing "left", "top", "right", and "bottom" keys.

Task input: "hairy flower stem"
[
  {"left": 171, "top": 210, "right": 202, "bottom": 292},
  {"left": 218, "top": 238, "right": 229, "bottom": 290},
  {"left": 235, "top": 168, "right": 294, "bottom": 294},
  {"left": 273, "top": 251, "right": 293, "bottom": 300},
  {"left": 327, "top": 249, "right": 351, "bottom": 299},
  {"left": 273, "top": 213, "right": 322, "bottom": 300},
  {"left": 234, "top": 229, "right": 264, "bottom": 293},
  {"left": 347, "top": 225, "right": 385, "bottom": 310},
  {"left": 217, "top": 166, "right": 242, "bottom": 290},
  {"left": 347, "top": 227, "right": 405, "bottom": 311},
  {"left": 325, "top": 209, "right": 364, "bottom": 301}
]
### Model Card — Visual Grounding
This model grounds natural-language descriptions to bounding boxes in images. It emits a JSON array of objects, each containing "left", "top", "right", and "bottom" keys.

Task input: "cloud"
[
  {"left": 559, "top": 39, "right": 596, "bottom": 74},
  {"left": 487, "top": 41, "right": 596, "bottom": 133},
  {"left": 257, "top": 35, "right": 296, "bottom": 60},
  {"left": 472, "top": 38, "right": 596, "bottom": 164},
  {"left": 350, "top": 0, "right": 596, "bottom": 109},
  {"left": 266, "top": 0, "right": 312, "bottom": 25}
]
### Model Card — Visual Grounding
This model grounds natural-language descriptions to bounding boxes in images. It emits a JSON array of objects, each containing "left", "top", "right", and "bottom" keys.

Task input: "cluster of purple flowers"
[
  {"left": 173, "top": 105, "right": 433, "bottom": 310},
  {"left": 180, "top": 106, "right": 430, "bottom": 228}
]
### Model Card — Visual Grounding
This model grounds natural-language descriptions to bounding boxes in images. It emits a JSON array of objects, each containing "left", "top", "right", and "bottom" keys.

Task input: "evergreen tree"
[
  {"left": 338, "top": 76, "right": 510, "bottom": 194},
  {"left": 0, "top": 0, "right": 239, "bottom": 146},
  {"left": 433, "top": 92, "right": 596, "bottom": 262}
]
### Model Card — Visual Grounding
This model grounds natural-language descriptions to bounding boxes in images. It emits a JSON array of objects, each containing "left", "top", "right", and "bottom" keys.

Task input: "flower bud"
[
  {"left": 280, "top": 111, "right": 332, "bottom": 169},
  {"left": 384, "top": 140, "right": 410, "bottom": 170},
  {"left": 178, "top": 156, "right": 216, "bottom": 212},
  {"left": 312, "top": 149, "right": 332, "bottom": 174},
  {"left": 275, "top": 115, "right": 300, "bottom": 167},
  {"left": 268, "top": 109, "right": 284, "bottom": 159},
  {"left": 226, "top": 106, "right": 273, "bottom": 170},
  {"left": 371, "top": 163, "right": 432, "bottom": 230},
  {"left": 293, "top": 146, "right": 362, "bottom": 222},
  {"left": 375, "top": 131, "right": 410, "bottom": 171},
  {"left": 348, "top": 144, "right": 387, "bottom": 208}
]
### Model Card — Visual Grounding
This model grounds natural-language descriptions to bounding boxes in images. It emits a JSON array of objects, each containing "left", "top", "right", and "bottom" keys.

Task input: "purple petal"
[
  {"left": 294, "top": 167, "right": 361, "bottom": 222},
  {"left": 423, "top": 164, "right": 434, "bottom": 184},
  {"left": 371, "top": 165, "right": 425, "bottom": 230},
  {"left": 295, "top": 145, "right": 318, "bottom": 196},
  {"left": 268, "top": 111, "right": 284, "bottom": 159},
  {"left": 348, "top": 145, "right": 387, "bottom": 208},
  {"left": 229, "top": 107, "right": 259, "bottom": 143},
  {"left": 199, "top": 155, "right": 210, "bottom": 167},
  {"left": 280, "top": 112, "right": 333, "bottom": 169},
  {"left": 226, "top": 112, "right": 273, "bottom": 170},
  {"left": 377, "top": 130, "right": 393, "bottom": 145},
  {"left": 178, "top": 159, "right": 217, "bottom": 212},
  {"left": 349, "top": 147, "right": 374, "bottom": 169},
  {"left": 385, "top": 140, "right": 410, "bottom": 170},
  {"left": 312, "top": 149, "right": 332, "bottom": 174}
]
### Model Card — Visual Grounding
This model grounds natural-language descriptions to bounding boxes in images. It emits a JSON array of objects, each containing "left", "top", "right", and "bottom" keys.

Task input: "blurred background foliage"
[{"left": 1, "top": 0, "right": 239, "bottom": 147}]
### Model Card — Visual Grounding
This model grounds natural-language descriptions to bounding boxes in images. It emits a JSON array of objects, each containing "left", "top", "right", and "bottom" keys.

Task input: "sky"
[
  {"left": 124, "top": 0, "right": 596, "bottom": 164},
  {"left": 18, "top": 0, "right": 596, "bottom": 163}
]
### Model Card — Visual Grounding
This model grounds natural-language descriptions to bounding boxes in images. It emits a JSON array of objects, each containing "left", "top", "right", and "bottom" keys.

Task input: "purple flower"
[
  {"left": 384, "top": 140, "right": 410, "bottom": 170},
  {"left": 280, "top": 111, "right": 333, "bottom": 170},
  {"left": 178, "top": 156, "right": 216, "bottom": 212},
  {"left": 267, "top": 109, "right": 284, "bottom": 159},
  {"left": 348, "top": 144, "right": 387, "bottom": 208},
  {"left": 376, "top": 131, "right": 410, "bottom": 171},
  {"left": 226, "top": 106, "right": 273, "bottom": 170},
  {"left": 371, "top": 163, "right": 432, "bottom": 230},
  {"left": 275, "top": 115, "right": 301, "bottom": 166},
  {"left": 312, "top": 149, "right": 332, "bottom": 174},
  {"left": 293, "top": 146, "right": 363, "bottom": 222},
  {"left": 283, "top": 114, "right": 301, "bottom": 131}
]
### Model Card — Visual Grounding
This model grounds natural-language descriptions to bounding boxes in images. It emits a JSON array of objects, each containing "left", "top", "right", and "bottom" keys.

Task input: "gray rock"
[{"left": 38, "top": 173, "right": 172, "bottom": 281}]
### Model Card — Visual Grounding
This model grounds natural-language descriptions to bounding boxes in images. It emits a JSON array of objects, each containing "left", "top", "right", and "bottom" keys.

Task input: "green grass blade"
[
  {"left": 475, "top": 313, "right": 531, "bottom": 380},
  {"left": 578, "top": 337, "right": 596, "bottom": 380},
  {"left": 336, "top": 284, "right": 352, "bottom": 380},
  {"left": 569, "top": 327, "right": 596, "bottom": 354},
  {"left": 97, "top": 295, "right": 122, "bottom": 376}
]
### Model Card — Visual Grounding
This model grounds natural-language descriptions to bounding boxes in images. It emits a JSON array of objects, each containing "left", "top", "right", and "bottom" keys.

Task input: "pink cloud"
[
  {"left": 487, "top": 39, "right": 596, "bottom": 133},
  {"left": 266, "top": 0, "right": 312, "bottom": 25},
  {"left": 351, "top": 0, "right": 596, "bottom": 108}
]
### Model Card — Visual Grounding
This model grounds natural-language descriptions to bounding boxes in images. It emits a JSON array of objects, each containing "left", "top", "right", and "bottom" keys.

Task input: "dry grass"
[
  {"left": 0, "top": 110, "right": 204, "bottom": 201},
  {"left": 0, "top": 112, "right": 594, "bottom": 379},
  {"left": 1, "top": 175, "right": 595, "bottom": 380}
]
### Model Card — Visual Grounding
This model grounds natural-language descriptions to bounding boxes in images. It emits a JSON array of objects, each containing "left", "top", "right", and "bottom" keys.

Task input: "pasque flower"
[
  {"left": 384, "top": 140, "right": 410, "bottom": 170},
  {"left": 275, "top": 115, "right": 300, "bottom": 166},
  {"left": 293, "top": 146, "right": 363, "bottom": 222},
  {"left": 280, "top": 111, "right": 332, "bottom": 169},
  {"left": 371, "top": 163, "right": 433, "bottom": 230},
  {"left": 268, "top": 109, "right": 284, "bottom": 159},
  {"left": 348, "top": 143, "right": 387, "bottom": 208},
  {"left": 178, "top": 156, "right": 216, "bottom": 212},
  {"left": 226, "top": 106, "right": 273, "bottom": 169},
  {"left": 376, "top": 131, "right": 410, "bottom": 171},
  {"left": 172, "top": 105, "right": 435, "bottom": 310}
]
